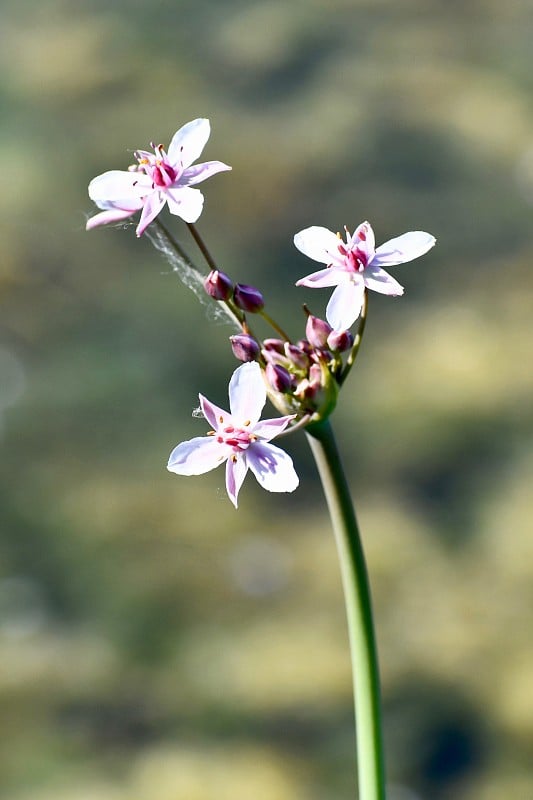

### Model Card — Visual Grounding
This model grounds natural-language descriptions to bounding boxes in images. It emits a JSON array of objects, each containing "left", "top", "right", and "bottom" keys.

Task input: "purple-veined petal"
[
  {"left": 135, "top": 192, "right": 166, "bottom": 237},
  {"left": 228, "top": 362, "right": 266, "bottom": 425},
  {"left": 225, "top": 453, "right": 248, "bottom": 508},
  {"left": 293, "top": 226, "right": 344, "bottom": 265},
  {"left": 167, "top": 118, "right": 211, "bottom": 169},
  {"left": 372, "top": 231, "right": 436, "bottom": 267},
  {"left": 165, "top": 186, "right": 204, "bottom": 223},
  {"left": 351, "top": 221, "right": 375, "bottom": 262},
  {"left": 199, "top": 394, "right": 231, "bottom": 431},
  {"left": 363, "top": 265, "right": 404, "bottom": 296},
  {"left": 88, "top": 170, "right": 150, "bottom": 205},
  {"left": 180, "top": 160, "right": 232, "bottom": 187},
  {"left": 296, "top": 266, "right": 344, "bottom": 289},
  {"left": 167, "top": 436, "right": 227, "bottom": 476},
  {"left": 326, "top": 278, "right": 365, "bottom": 331},
  {"left": 246, "top": 441, "right": 299, "bottom": 494},
  {"left": 252, "top": 415, "right": 296, "bottom": 442},
  {"left": 86, "top": 207, "right": 138, "bottom": 230}
]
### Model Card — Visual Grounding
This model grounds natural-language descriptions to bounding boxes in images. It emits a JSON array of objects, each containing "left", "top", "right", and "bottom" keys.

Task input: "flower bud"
[
  {"left": 305, "top": 314, "right": 332, "bottom": 348},
  {"left": 262, "top": 338, "right": 284, "bottom": 354},
  {"left": 327, "top": 329, "right": 354, "bottom": 352},
  {"left": 265, "top": 362, "right": 293, "bottom": 393},
  {"left": 204, "top": 269, "right": 233, "bottom": 301},
  {"left": 284, "top": 343, "right": 309, "bottom": 371},
  {"left": 233, "top": 283, "right": 265, "bottom": 313},
  {"left": 296, "top": 339, "right": 314, "bottom": 356},
  {"left": 230, "top": 333, "right": 261, "bottom": 363}
]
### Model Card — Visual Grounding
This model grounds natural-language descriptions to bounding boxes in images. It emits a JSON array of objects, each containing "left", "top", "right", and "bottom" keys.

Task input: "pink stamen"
[{"left": 218, "top": 425, "right": 255, "bottom": 451}]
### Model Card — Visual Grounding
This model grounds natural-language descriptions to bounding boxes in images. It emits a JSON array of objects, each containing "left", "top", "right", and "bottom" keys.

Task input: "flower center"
[
  {"left": 136, "top": 144, "right": 179, "bottom": 188},
  {"left": 217, "top": 424, "right": 256, "bottom": 451},
  {"left": 338, "top": 243, "right": 367, "bottom": 273}
]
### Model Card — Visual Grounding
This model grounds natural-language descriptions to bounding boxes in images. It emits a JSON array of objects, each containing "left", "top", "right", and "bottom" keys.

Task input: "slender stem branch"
[
  {"left": 259, "top": 309, "right": 291, "bottom": 342},
  {"left": 305, "top": 419, "right": 386, "bottom": 800},
  {"left": 340, "top": 290, "right": 369, "bottom": 385},
  {"left": 186, "top": 222, "right": 219, "bottom": 272}
]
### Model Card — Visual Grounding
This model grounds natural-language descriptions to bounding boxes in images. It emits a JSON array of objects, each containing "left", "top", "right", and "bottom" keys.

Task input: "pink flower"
[
  {"left": 167, "top": 362, "right": 299, "bottom": 508},
  {"left": 86, "top": 118, "right": 231, "bottom": 236},
  {"left": 295, "top": 221, "right": 436, "bottom": 330}
]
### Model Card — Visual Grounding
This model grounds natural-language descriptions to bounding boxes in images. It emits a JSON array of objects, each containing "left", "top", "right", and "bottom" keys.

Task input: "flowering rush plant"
[{"left": 87, "top": 118, "right": 435, "bottom": 800}]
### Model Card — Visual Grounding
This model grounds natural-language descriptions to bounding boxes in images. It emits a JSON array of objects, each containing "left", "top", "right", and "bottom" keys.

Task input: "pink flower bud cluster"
[
  {"left": 204, "top": 267, "right": 354, "bottom": 420},
  {"left": 203, "top": 270, "right": 264, "bottom": 312},
  {"left": 260, "top": 325, "right": 347, "bottom": 416}
]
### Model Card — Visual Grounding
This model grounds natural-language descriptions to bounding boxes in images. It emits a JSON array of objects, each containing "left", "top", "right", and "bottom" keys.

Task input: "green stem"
[
  {"left": 305, "top": 419, "right": 386, "bottom": 800},
  {"left": 339, "top": 290, "right": 369, "bottom": 386},
  {"left": 186, "top": 222, "right": 218, "bottom": 272},
  {"left": 259, "top": 309, "right": 291, "bottom": 342}
]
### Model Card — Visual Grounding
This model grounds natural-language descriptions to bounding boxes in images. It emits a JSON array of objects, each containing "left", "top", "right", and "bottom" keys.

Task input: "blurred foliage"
[{"left": 1, "top": 0, "right": 532, "bottom": 798}]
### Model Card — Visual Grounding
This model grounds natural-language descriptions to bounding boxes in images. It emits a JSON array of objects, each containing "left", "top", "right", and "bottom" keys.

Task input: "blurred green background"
[{"left": 1, "top": 0, "right": 532, "bottom": 798}]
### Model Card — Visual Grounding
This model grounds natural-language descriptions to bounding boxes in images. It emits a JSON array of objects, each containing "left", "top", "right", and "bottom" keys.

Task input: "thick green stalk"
[{"left": 305, "top": 419, "right": 386, "bottom": 800}]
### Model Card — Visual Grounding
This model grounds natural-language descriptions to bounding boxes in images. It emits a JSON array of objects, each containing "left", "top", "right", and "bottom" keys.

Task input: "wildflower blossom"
[
  {"left": 295, "top": 221, "right": 435, "bottom": 330},
  {"left": 87, "top": 118, "right": 231, "bottom": 236},
  {"left": 167, "top": 362, "right": 299, "bottom": 508}
]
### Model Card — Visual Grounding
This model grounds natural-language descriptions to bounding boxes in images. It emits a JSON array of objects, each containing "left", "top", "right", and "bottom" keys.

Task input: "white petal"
[
  {"left": 252, "top": 415, "right": 295, "bottom": 442},
  {"left": 372, "top": 231, "right": 436, "bottom": 267},
  {"left": 228, "top": 362, "right": 265, "bottom": 425},
  {"left": 326, "top": 279, "right": 365, "bottom": 331},
  {"left": 167, "top": 118, "right": 211, "bottom": 169},
  {"left": 167, "top": 436, "right": 227, "bottom": 475},
  {"left": 226, "top": 454, "right": 248, "bottom": 508},
  {"left": 165, "top": 186, "right": 204, "bottom": 223},
  {"left": 86, "top": 207, "right": 137, "bottom": 230},
  {"left": 293, "top": 226, "right": 344, "bottom": 265},
  {"left": 180, "top": 160, "right": 232, "bottom": 186},
  {"left": 363, "top": 265, "right": 404, "bottom": 296},
  {"left": 296, "top": 266, "right": 344, "bottom": 288},
  {"left": 199, "top": 394, "right": 231, "bottom": 431},
  {"left": 135, "top": 192, "right": 165, "bottom": 236},
  {"left": 88, "top": 170, "right": 150, "bottom": 206},
  {"left": 247, "top": 442, "right": 299, "bottom": 494}
]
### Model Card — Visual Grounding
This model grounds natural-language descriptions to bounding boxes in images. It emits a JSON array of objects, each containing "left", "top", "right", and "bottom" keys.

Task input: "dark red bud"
[
  {"left": 204, "top": 269, "right": 233, "bottom": 301},
  {"left": 265, "top": 362, "right": 293, "bottom": 393},
  {"left": 262, "top": 338, "right": 285, "bottom": 354},
  {"left": 296, "top": 339, "right": 314, "bottom": 356},
  {"left": 327, "top": 329, "right": 354, "bottom": 352},
  {"left": 284, "top": 343, "right": 309, "bottom": 370},
  {"left": 230, "top": 333, "right": 261, "bottom": 362},
  {"left": 233, "top": 283, "right": 265, "bottom": 313}
]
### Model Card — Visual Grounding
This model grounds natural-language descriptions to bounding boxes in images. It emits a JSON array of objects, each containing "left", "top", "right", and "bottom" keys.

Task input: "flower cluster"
[{"left": 87, "top": 118, "right": 436, "bottom": 506}]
